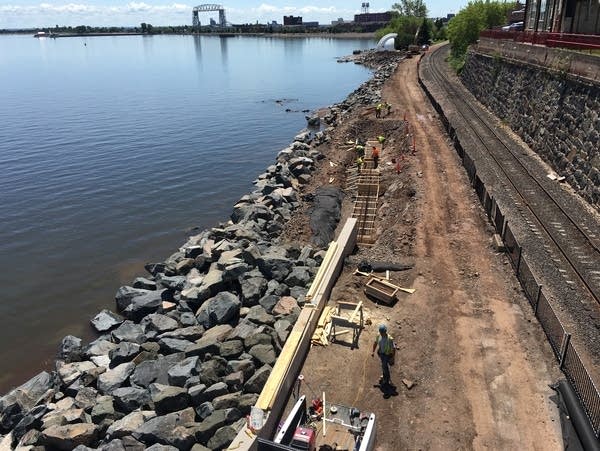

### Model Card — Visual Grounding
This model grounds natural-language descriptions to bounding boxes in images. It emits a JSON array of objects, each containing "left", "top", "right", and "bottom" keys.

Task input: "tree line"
[{"left": 376, "top": 0, "right": 518, "bottom": 70}]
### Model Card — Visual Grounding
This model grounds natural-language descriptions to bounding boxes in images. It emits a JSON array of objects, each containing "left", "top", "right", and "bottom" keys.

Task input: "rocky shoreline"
[{"left": 0, "top": 49, "right": 404, "bottom": 451}]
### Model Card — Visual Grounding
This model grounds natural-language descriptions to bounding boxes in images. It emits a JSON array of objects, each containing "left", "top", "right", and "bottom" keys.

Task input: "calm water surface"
[{"left": 0, "top": 34, "right": 373, "bottom": 393}]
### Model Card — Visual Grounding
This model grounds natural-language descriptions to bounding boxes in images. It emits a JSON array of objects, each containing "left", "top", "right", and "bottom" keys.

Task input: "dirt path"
[{"left": 292, "top": 52, "right": 564, "bottom": 450}]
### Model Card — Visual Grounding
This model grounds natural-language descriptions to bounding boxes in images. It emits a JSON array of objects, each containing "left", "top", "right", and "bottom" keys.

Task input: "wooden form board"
[{"left": 365, "top": 277, "right": 399, "bottom": 304}]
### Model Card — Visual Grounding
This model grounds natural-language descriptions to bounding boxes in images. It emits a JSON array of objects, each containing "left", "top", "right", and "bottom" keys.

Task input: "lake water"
[{"left": 0, "top": 34, "right": 373, "bottom": 393}]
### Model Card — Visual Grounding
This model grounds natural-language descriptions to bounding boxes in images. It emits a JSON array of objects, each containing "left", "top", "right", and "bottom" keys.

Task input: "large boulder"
[
  {"left": 150, "top": 384, "right": 190, "bottom": 415},
  {"left": 106, "top": 410, "right": 157, "bottom": 440},
  {"left": 142, "top": 314, "right": 179, "bottom": 337},
  {"left": 111, "top": 321, "right": 145, "bottom": 344},
  {"left": 123, "top": 290, "right": 167, "bottom": 322},
  {"left": 132, "top": 407, "right": 197, "bottom": 449},
  {"left": 240, "top": 276, "right": 268, "bottom": 306},
  {"left": 39, "top": 423, "right": 99, "bottom": 450},
  {"left": 57, "top": 335, "right": 83, "bottom": 363},
  {"left": 248, "top": 344, "right": 276, "bottom": 366},
  {"left": 97, "top": 362, "right": 135, "bottom": 394},
  {"left": 167, "top": 356, "right": 200, "bottom": 387},
  {"left": 112, "top": 387, "right": 151, "bottom": 414},
  {"left": 195, "top": 292, "right": 241, "bottom": 329},
  {"left": 130, "top": 354, "right": 185, "bottom": 389},
  {"left": 91, "top": 309, "right": 123, "bottom": 332},
  {"left": 207, "top": 425, "right": 238, "bottom": 450},
  {"left": 0, "top": 371, "right": 55, "bottom": 433},
  {"left": 109, "top": 342, "right": 141, "bottom": 366},
  {"left": 256, "top": 249, "right": 293, "bottom": 282},
  {"left": 244, "top": 365, "right": 272, "bottom": 394}
]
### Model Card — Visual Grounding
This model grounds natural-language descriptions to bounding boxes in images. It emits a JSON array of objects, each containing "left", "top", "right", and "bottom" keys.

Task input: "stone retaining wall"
[{"left": 460, "top": 47, "right": 600, "bottom": 208}]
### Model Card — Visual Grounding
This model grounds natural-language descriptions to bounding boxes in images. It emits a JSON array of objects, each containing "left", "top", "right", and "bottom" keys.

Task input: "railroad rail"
[{"left": 426, "top": 45, "right": 600, "bottom": 307}]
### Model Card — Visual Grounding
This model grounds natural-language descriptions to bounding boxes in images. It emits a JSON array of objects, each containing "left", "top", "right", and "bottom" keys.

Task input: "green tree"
[
  {"left": 447, "top": 1, "right": 515, "bottom": 68},
  {"left": 140, "top": 22, "right": 147, "bottom": 33},
  {"left": 416, "top": 17, "right": 432, "bottom": 44},
  {"left": 392, "top": 0, "right": 428, "bottom": 17}
]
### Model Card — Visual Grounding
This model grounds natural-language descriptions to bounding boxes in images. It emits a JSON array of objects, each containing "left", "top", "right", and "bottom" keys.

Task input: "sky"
[{"left": 0, "top": 1, "right": 466, "bottom": 29}]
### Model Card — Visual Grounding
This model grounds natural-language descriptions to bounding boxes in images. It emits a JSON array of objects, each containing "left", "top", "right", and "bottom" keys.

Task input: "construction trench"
[{"left": 225, "top": 44, "right": 600, "bottom": 450}]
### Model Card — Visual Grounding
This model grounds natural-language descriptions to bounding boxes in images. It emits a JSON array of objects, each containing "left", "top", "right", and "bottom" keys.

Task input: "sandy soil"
[{"left": 280, "top": 51, "right": 565, "bottom": 450}]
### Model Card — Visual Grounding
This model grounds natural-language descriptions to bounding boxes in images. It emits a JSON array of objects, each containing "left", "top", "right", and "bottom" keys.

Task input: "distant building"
[
  {"left": 283, "top": 15, "right": 302, "bottom": 25},
  {"left": 332, "top": 17, "right": 345, "bottom": 26},
  {"left": 354, "top": 12, "right": 392, "bottom": 23},
  {"left": 303, "top": 21, "right": 319, "bottom": 28},
  {"left": 523, "top": 0, "right": 599, "bottom": 33},
  {"left": 446, "top": 13, "right": 455, "bottom": 20}
]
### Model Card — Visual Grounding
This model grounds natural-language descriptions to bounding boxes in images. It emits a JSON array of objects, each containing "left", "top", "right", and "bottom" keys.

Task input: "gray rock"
[
  {"left": 219, "top": 340, "right": 244, "bottom": 360},
  {"left": 185, "top": 337, "right": 220, "bottom": 360},
  {"left": 264, "top": 279, "right": 289, "bottom": 297},
  {"left": 57, "top": 361, "right": 96, "bottom": 386},
  {"left": 223, "top": 371, "right": 244, "bottom": 391},
  {"left": 257, "top": 250, "right": 293, "bottom": 282},
  {"left": 211, "top": 392, "right": 240, "bottom": 410},
  {"left": 193, "top": 409, "right": 227, "bottom": 443},
  {"left": 237, "top": 393, "right": 259, "bottom": 415},
  {"left": 97, "top": 362, "right": 135, "bottom": 394},
  {"left": 274, "top": 319, "right": 293, "bottom": 345},
  {"left": 150, "top": 384, "right": 190, "bottom": 415},
  {"left": 245, "top": 332, "right": 272, "bottom": 349},
  {"left": 244, "top": 365, "right": 272, "bottom": 394},
  {"left": 157, "top": 275, "right": 187, "bottom": 291},
  {"left": 284, "top": 266, "right": 312, "bottom": 287},
  {"left": 133, "top": 277, "right": 157, "bottom": 290},
  {"left": 111, "top": 321, "right": 145, "bottom": 344},
  {"left": 132, "top": 407, "right": 196, "bottom": 449},
  {"left": 194, "top": 401, "right": 214, "bottom": 420},
  {"left": 227, "top": 359, "right": 256, "bottom": 381},
  {"left": 39, "top": 423, "right": 99, "bottom": 450},
  {"left": 145, "top": 263, "right": 167, "bottom": 276},
  {"left": 248, "top": 344, "right": 276, "bottom": 366},
  {"left": 272, "top": 296, "right": 300, "bottom": 316},
  {"left": 58, "top": 335, "right": 83, "bottom": 363},
  {"left": 142, "top": 314, "right": 179, "bottom": 336},
  {"left": 123, "top": 289, "right": 166, "bottom": 322},
  {"left": 0, "top": 371, "right": 54, "bottom": 432},
  {"left": 245, "top": 305, "right": 275, "bottom": 326},
  {"left": 203, "top": 382, "right": 228, "bottom": 400},
  {"left": 188, "top": 384, "right": 207, "bottom": 406},
  {"left": 168, "top": 356, "right": 199, "bottom": 387},
  {"left": 91, "top": 310, "right": 124, "bottom": 333},
  {"left": 198, "top": 357, "right": 230, "bottom": 386},
  {"left": 196, "top": 292, "right": 241, "bottom": 329},
  {"left": 130, "top": 353, "right": 185, "bottom": 388},
  {"left": 74, "top": 387, "right": 99, "bottom": 411},
  {"left": 240, "top": 276, "right": 268, "bottom": 306},
  {"left": 106, "top": 410, "right": 157, "bottom": 440},
  {"left": 146, "top": 444, "right": 180, "bottom": 451},
  {"left": 12, "top": 404, "right": 47, "bottom": 445},
  {"left": 84, "top": 338, "right": 117, "bottom": 358},
  {"left": 159, "top": 338, "right": 195, "bottom": 355},
  {"left": 112, "top": 387, "right": 151, "bottom": 413},
  {"left": 109, "top": 342, "right": 141, "bottom": 366},
  {"left": 227, "top": 318, "right": 263, "bottom": 342},
  {"left": 158, "top": 325, "right": 204, "bottom": 342},
  {"left": 207, "top": 425, "right": 237, "bottom": 450},
  {"left": 91, "top": 395, "right": 116, "bottom": 422},
  {"left": 115, "top": 286, "right": 154, "bottom": 311}
]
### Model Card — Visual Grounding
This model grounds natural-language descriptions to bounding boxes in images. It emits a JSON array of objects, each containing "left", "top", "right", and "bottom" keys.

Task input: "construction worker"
[
  {"left": 386, "top": 102, "right": 392, "bottom": 116},
  {"left": 371, "top": 324, "right": 395, "bottom": 386},
  {"left": 355, "top": 144, "right": 365, "bottom": 158},
  {"left": 377, "top": 135, "right": 386, "bottom": 149},
  {"left": 375, "top": 103, "right": 382, "bottom": 118},
  {"left": 371, "top": 146, "right": 380, "bottom": 169},
  {"left": 356, "top": 156, "right": 364, "bottom": 172}
]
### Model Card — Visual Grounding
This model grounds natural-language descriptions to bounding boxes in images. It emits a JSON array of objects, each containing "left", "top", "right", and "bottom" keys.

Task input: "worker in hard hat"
[
  {"left": 371, "top": 146, "right": 380, "bottom": 169},
  {"left": 371, "top": 324, "right": 395, "bottom": 386},
  {"left": 355, "top": 144, "right": 365, "bottom": 158},
  {"left": 377, "top": 135, "right": 386, "bottom": 149},
  {"left": 356, "top": 156, "right": 364, "bottom": 172},
  {"left": 385, "top": 102, "right": 392, "bottom": 116},
  {"left": 375, "top": 103, "right": 382, "bottom": 118}
]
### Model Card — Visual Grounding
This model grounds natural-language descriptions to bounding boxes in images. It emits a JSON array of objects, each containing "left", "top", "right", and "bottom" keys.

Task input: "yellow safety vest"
[{"left": 376, "top": 335, "right": 394, "bottom": 355}]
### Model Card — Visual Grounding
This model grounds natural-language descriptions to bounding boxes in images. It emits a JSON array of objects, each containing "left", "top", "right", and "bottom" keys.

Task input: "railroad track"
[{"left": 424, "top": 45, "right": 600, "bottom": 306}]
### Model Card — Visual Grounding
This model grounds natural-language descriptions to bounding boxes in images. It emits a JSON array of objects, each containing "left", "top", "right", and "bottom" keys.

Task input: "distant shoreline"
[{"left": 15, "top": 31, "right": 377, "bottom": 40}]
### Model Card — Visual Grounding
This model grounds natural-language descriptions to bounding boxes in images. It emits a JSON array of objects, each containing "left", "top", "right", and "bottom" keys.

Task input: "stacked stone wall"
[{"left": 460, "top": 50, "right": 600, "bottom": 208}]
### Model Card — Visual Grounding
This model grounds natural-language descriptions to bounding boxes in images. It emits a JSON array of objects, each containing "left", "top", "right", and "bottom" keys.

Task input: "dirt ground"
[{"left": 281, "top": 51, "right": 565, "bottom": 450}]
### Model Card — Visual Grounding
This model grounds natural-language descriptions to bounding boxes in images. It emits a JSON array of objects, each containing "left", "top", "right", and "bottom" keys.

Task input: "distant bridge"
[{"left": 192, "top": 4, "right": 227, "bottom": 29}]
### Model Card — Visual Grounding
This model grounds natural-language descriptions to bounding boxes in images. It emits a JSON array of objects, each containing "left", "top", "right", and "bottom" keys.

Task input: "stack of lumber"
[{"left": 311, "top": 305, "right": 335, "bottom": 346}]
